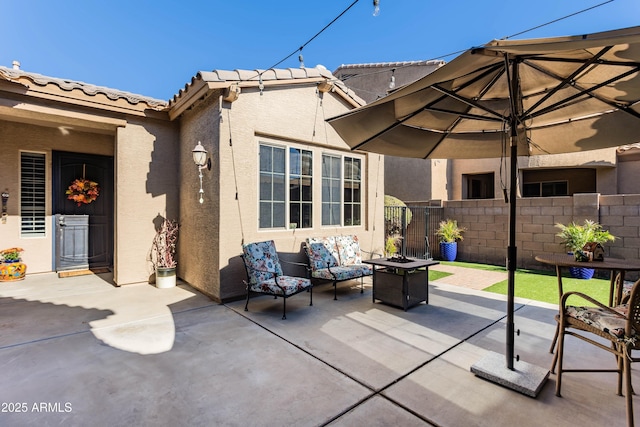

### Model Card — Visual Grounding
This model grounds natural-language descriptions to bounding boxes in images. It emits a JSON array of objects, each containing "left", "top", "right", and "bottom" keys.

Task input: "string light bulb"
[
  {"left": 373, "top": 0, "right": 380, "bottom": 16},
  {"left": 389, "top": 68, "right": 396, "bottom": 89},
  {"left": 298, "top": 51, "right": 305, "bottom": 68}
]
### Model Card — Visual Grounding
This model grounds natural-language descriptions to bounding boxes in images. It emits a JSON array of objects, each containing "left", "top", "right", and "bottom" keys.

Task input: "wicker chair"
[
  {"left": 241, "top": 240, "right": 312, "bottom": 320},
  {"left": 555, "top": 278, "right": 640, "bottom": 427}
]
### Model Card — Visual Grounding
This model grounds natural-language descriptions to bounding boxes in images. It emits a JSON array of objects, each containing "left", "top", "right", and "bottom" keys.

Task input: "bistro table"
[
  {"left": 535, "top": 253, "right": 640, "bottom": 307},
  {"left": 363, "top": 257, "right": 439, "bottom": 311},
  {"left": 535, "top": 253, "right": 640, "bottom": 364}
]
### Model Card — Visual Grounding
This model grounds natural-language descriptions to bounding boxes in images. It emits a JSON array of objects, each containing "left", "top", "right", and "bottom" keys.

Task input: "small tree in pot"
[
  {"left": 150, "top": 219, "right": 179, "bottom": 288},
  {"left": 436, "top": 219, "right": 466, "bottom": 261}
]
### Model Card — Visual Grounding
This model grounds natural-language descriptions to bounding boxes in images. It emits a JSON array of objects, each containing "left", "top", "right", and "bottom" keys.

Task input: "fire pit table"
[{"left": 363, "top": 257, "right": 439, "bottom": 311}]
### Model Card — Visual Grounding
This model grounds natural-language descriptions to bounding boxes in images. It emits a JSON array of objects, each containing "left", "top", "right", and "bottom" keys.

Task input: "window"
[
  {"left": 523, "top": 181, "right": 568, "bottom": 197},
  {"left": 464, "top": 173, "right": 494, "bottom": 199},
  {"left": 259, "top": 144, "right": 313, "bottom": 229},
  {"left": 322, "top": 155, "right": 341, "bottom": 226},
  {"left": 322, "top": 154, "right": 362, "bottom": 226},
  {"left": 343, "top": 157, "right": 361, "bottom": 226},
  {"left": 289, "top": 148, "right": 312, "bottom": 229},
  {"left": 21, "top": 152, "right": 46, "bottom": 236},
  {"left": 259, "top": 145, "right": 285, "bottom": 229}
]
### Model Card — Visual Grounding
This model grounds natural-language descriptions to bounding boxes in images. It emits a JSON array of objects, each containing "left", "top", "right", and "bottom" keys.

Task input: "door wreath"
[{"left": 66, "top": 178, "right": 100, "bottom": 206}]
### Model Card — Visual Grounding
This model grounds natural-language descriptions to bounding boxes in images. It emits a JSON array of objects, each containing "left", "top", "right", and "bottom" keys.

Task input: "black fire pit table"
[{"left": 363, "top": 257, "right": 440, "bottom": 311}]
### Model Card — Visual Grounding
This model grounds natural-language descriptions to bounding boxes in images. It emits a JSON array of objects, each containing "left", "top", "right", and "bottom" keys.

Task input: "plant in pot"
[
  {"left": 555, "top": 220, "right": 615, "bottom": 279},
  {"left": 150, "top": 219, "right": 179, "bottom": 288},
  {"left": 436, "top": 219, "right": 466, "bottom": 261},
  {"left": 385, "top": 235, "right": 401, "bottom": 258},
  {"left": 0, "top": 247, "right": 27, "bottom": 281}
]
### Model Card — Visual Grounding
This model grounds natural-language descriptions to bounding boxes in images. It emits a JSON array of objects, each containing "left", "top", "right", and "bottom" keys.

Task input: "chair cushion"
[
  {"left": 336, "top": 235, "right": 362, "bottom": 266},
  {"left": 306, "top": 237, "right": 339, "bottom": 270},
  {"left": 242, "top": 240, "right": 283, "bottom": 284},
  {"left": 311, "top": 265, "right": 373, "bottom": 281},
  {"left": 249, "top": 275, "right": 311, "bottom": 296},
  {"left": 565, "top": 305, "right": 631, "bottom": 339}
]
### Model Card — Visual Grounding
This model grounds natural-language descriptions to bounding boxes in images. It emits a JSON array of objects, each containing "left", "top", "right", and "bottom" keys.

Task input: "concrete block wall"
[{"left": 443, "top": 193, "right": 640, "bottom": 280}]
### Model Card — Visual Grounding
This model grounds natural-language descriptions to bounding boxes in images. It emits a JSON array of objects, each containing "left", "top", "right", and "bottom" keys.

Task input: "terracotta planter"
[{"left": 0, "top": 262, "right": 27, "bottom": 281}]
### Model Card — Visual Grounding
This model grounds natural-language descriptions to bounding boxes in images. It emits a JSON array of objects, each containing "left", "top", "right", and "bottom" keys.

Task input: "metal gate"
[
  {"left": 384, "top": 206, "right": 444, "bottom": 259},
  {"left": 54, "top": 214, "right": 89, "bottom": 271}
]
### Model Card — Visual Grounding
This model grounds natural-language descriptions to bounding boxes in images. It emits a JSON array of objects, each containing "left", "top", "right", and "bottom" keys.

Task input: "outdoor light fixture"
[
  {"left": 192, "top": 141, "right": 210, "bottom": 204},
  {"left": 373, "top": 0, "right": 380, "bottom": 16},
  {"left": 1, "top": 190, "right": 8, "bottom": 224}
]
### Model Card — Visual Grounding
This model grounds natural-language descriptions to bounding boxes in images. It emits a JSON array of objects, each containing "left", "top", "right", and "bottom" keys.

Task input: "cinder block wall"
[{"left": 443, "top": 193, "right": 640, "bottom": 280}]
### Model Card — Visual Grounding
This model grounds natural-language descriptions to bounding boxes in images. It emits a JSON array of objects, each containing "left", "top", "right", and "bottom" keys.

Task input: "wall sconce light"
[
  {"left": 192, "top": 141, "right": 211, "bottom": 204},
  {"left": 1, "top": 190, "right": 8, "bottom": 224},
  {"left": 317, "top": 81, "right": 334, "bottom": 93}
]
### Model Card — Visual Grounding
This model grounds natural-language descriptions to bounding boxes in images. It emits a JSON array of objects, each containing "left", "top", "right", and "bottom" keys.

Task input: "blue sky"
[{"left": 1, "top": 0, "right": 638, "bottom": 101}]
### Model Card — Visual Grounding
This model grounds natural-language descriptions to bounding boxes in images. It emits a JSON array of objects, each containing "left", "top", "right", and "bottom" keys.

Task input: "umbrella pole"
[{"left": 506, "top": 134, "right": 518, "bottom": 371}]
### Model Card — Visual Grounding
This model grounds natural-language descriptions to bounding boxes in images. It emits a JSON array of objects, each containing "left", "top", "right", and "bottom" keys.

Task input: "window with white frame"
[
  {"left": 343, "top": 157, "right": 362, "bottom": 226},
  {"left": 259, "top": 143, "right": 313, "bottom": 230},
  {"left": 289, "top": 147, "right": 312, "bottom": 229},
  {"left": 259, "top": 144, "right": 286, "bottom": 229},
  {"left": 20, "top": 152, "right": 46, "bottom": 237},
  {"left": 322, "top": 154, "right": 362, "bottom": 226}
]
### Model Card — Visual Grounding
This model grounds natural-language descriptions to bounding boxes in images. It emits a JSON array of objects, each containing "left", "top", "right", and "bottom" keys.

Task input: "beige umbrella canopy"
[
  {"left": 329, "top": 25, "right": 640, "bottom": 160},
  {"left": 328, "top": 25, "right": 640, "bottom": 379}
]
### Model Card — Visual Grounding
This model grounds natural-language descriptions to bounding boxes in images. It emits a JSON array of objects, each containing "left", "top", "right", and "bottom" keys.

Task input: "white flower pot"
[{"left": 156, "top": 267, "right": 176, "bottom": 289}]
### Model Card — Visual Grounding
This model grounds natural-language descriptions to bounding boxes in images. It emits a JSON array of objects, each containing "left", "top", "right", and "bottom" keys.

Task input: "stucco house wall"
[
  {"left": 173, "top": 71, "right": 385, "bottom": 302},
  {"left": 114, "top": 118, "right": 179, "bottom": 285},
  {"left": 0, "top": 120, "right": 113, "bottom": 273},
  {"left": 0, "top": 66, "right": 178, "bottom": 286}
]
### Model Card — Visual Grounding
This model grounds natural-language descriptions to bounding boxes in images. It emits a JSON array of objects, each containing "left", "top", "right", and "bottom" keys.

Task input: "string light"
[{"left": 373, "top": 0, "right": 380, "bottom": 16}]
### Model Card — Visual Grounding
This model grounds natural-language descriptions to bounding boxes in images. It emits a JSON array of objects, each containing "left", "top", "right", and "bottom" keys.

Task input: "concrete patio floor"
[{"left": 0, "top": 268, "right": 635, "bottom": 426}]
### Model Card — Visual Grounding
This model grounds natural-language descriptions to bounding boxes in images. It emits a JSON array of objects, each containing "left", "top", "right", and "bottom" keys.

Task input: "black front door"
[{"left": 53, "top": 151, "right": 114, "bottom": 269}]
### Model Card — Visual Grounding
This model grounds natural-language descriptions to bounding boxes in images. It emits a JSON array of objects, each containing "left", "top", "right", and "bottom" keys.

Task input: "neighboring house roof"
[
  {"left": 335, "top": 59, "right": 445, "bottom": 70},
  {"left": 333, "top": 60, "right": 445, "bottom": 104},
  {"left": 169, "top": 65, "right": 363, "bottom": 120},
  {"left": 0, "top": 66, "right": 167, "bottom": 110}
]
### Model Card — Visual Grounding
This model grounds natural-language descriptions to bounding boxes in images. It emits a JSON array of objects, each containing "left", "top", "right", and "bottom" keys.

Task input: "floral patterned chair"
[
  {"left": 241, "top": 240, "right": 312, "bottom": 320},
  {"left": 304, "top": 235, "right": 377, "bottom": 300},
  {"left": 555, "top": 278, "right": 640, "bottom": 427}
]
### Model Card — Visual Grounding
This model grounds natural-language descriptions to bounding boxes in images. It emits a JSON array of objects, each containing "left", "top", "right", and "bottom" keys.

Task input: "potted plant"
[
  {"left": 0, "top": 247, "right": 27, "bottom": 281},
  {"left": 555, "top": 220, "right": 615, "bottom": 279},
  {"left": 150, "top": 219, "right": 179, "bottom": 288},
  {"left": 385, "top": 235, "right": 401, "bottom": 258},
  {"left": 436, "top": 219, "right": 466, "bottom": 261}
]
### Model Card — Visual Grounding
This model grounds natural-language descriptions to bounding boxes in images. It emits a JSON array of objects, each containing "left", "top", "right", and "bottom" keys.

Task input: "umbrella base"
[{"left": 471, "top": 351, "right": 549, "bottom": 397}]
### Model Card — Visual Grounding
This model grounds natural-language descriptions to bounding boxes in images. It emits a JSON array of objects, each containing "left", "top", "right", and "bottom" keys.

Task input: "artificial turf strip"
[
  {"left": 428, "top": 270, "right": 452, "bottom": 282},
  {"left": 442, "top": 261, "right": 611, "bottom": 306}
]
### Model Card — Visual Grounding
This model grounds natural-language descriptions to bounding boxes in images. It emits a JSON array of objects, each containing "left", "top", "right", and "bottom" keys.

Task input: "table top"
[
  {"left": 535, "top": 253, "right": 640, "bottom": 271},
  {"left": 363, "top": 257, "right": 439, "bottom": 269}
]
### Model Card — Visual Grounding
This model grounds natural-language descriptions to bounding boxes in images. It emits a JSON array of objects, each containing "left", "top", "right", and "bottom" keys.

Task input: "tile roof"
[
  {"left": 0, "top": 66, "right": 167, "bottom": 110},
  {"left": 335, "top": 59, "right": 446, "bottom": 69},
  {"left": 170, "top": 65, "right": 362, "bottom": 106}
]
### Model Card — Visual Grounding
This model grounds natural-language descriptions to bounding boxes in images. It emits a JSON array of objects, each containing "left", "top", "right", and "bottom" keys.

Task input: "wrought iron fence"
[{"left": 384, "top": 205, "right": 444, "bottom": 260}]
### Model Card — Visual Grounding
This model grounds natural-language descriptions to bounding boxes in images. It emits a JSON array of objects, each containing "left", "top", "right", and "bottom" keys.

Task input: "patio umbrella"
[{"left": 328, "top": 25, "right": 640, "bottom": 393}]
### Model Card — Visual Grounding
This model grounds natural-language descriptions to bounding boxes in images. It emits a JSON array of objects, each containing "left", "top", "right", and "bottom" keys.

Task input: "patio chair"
[
  {"left": 555, "top": 278, "right": 640, "bottom": 427},
  {"left": 241, "top": 240, "right": 312, "bottom": 320}
]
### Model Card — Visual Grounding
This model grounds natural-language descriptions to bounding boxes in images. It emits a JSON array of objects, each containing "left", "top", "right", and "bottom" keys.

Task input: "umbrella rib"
[
  {"left": 422, "top": 107, "right": 504, "bottom": 122},
  {"left": 431, "top": 85, "right": 507, "bottom": 121},
  {"left": 522, "top": 46, "right": 613, "bottom": 117},
  {"left": 526, "top": 65, "right": 640, "bottom": 120},
  {"left": 350, "top": 63, "right": 507, "bottom": 151}
]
